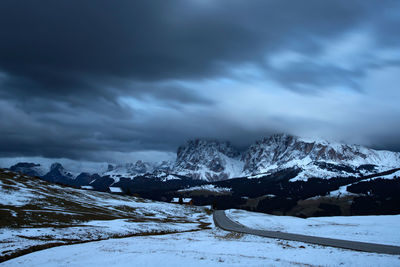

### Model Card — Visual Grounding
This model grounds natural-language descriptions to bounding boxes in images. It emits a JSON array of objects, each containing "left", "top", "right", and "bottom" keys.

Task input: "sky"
[{"left": 1, "top": 0, "right": 400, "bottom": 167}]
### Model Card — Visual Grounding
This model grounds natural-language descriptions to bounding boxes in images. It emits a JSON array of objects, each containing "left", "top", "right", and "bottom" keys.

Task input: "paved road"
[{"left": 213, "top": 210, "right": 400, "bottom": 255}]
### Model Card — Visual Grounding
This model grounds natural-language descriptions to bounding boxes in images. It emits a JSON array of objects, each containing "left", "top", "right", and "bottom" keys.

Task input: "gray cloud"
[
  {"left": 1, "top": 0, "right": 395, "bottom": 89},
  {"left": 1, "top": 0, "right": 400, "bottom": 163}
]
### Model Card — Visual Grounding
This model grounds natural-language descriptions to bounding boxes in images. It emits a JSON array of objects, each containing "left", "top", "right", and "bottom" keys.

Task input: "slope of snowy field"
[
  {"left": 2, "top": 219, "right": 399, "bottom": 267},
  {"left": 364, "top": 170, "right": 400, "bottom": 181},
  {"left": 226, "top": 209, "right": 400, "bottom": 246},
  {"left": 178, "top": 184, "right": 232, "bottom": 194},
  {"left": 2, "top": 168, "right": 400, "bottom": 266},
  {"left": 0, "top": 169, "right": 209, "bottom": 260},
  {"left": 323, "top": 170, "right": 400, "bottom": 198}
]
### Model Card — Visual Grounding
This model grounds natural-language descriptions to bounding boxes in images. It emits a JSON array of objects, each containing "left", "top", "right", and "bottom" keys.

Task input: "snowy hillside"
[
  {"left": 2, "top": 206, "right": 400, "bottom": 266},
  {"left": 2, "top": 168, "right": 400, "bottom": 266},
  {"left": 178, "top": 184, "right": 232, "bottom": 194},
  {"left": 4, "top": 226, "right": 400, "bottom": 267},
  {"left": 0, "top": 169, "right": 210, "bottom": 261}
]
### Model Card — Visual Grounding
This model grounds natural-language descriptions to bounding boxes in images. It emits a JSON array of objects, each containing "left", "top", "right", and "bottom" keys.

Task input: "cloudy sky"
[{"left": 1, "top": 0, "right": 400, "bottom": 167}]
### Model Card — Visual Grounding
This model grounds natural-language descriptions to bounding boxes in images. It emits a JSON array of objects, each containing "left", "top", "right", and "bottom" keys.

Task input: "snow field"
[
  {"left": 226, "top": 209, "right": 400, "bottom": 246},
  {"left": 2, "top": 220, "right": 399, "bottom": 267}
]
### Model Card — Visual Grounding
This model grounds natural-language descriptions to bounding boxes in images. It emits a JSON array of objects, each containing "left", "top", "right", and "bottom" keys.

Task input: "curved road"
[{"left": 213, "top": 210, "right": 400, "bottom": 255}]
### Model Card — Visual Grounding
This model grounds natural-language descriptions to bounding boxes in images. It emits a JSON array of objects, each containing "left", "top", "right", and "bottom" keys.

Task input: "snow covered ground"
[
  {"left": 226, "top": 209, "right": 400, "bottom": 246},
  {"left": 2, "top": 217, "right": 400, "bottom": 267},
  {"left": 0, "top": 216, "right": 204, "bottom": 259},
  {"left": 178, "top": 184, "right": 232, "bottom": 194},
  {"left": 0, "top": 169, "right": 209, "bottom": 260},
  {"left": 327, "top": 184, "right": 359, "bottom": 198},
  {"left": 2, "top": 169, "right": 400, "bottom": 266}
]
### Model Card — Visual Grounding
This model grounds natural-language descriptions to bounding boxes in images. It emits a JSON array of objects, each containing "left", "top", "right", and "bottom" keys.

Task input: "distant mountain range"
[
  {"left": 174, "top": 134, "right": 400, "bottom": 181},
  {"left": 7, "top": 133, "right": 400, "bottom": 217},
  {"left": 9, "top": 134, "right": 400, "bottom": 187}
]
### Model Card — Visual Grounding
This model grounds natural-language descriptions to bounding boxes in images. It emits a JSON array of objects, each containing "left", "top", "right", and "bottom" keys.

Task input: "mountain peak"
[
  {"left": 9, "top": 162, "right": 46, "bottom": 177},
  {"left": 50, "top": 162, "right": 64, "bottom": 171},
  {"left": 177, "top": 139, "right": 240, "bottom": 158},
  {"left": 242, "top": 134, "right": 400, "bottom": 175},
  {"left": 9, "top": 134, "right": 400, "bottom": 184},
  {"left": 175, "top": 138, "right": 242, "bottom": 181},
  {"left": 43, "top": 162, "right": 74, "bottom": 183}
]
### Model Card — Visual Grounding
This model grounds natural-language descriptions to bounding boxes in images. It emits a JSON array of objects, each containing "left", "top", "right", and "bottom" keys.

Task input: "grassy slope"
[{"left": 0, "top": 169, "right": 210, "bottom": 262}]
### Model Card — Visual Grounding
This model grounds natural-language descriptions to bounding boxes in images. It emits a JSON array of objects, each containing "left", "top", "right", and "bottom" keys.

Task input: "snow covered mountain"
[
  {"left": 102, "top": 160, "right": 173, "bottom": 183},
  {"left": 173, "top": 139, "right": 244, "bottom": 182},
  {"left": 242, "top": 134, "right": 400, "bottom": 181},
  {"left": 41, "top": 162, "right": 75, "bottom": 185},
  {"left": 167, "top": 134, "right": 400, "bottom": 181},
  {"left": 9, "top": 162, "right": 47, "bottom": 177},
  {"left": 8, "top": 134, "right": 400, "bottom": 184}
]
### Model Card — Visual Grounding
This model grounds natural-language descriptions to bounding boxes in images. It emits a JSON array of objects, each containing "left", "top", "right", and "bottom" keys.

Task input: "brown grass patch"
[
  {"left": 286, "top": 195, "right": 355, "bottom": 217},
  {"left": 217, "top": 232, "right": 244, "bottom": 240}
]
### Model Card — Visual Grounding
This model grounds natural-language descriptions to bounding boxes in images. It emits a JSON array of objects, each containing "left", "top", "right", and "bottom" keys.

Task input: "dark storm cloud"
[
  {"left": 269, "top": 63, "right": 364, "bottom": 92},
  {"left": 1, "top": 0, "right": 400, "bottom": 161},
  {"left": 1, "top": 0, "right": 394, "bottom": 90}
]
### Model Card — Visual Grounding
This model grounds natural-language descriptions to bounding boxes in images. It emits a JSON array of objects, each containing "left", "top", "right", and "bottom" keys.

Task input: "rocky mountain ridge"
[
  {"left": 173, "top": 134, "right": 400, "bottom": 181},
  {"left": 174, "top": 139, "right": 243, "bottom": 182},
  {"left": 8, "top": 134, "right": 400, "bottom": 184},
  {"left": 241, "top": 134, "right": 400, "bottom": 180}
]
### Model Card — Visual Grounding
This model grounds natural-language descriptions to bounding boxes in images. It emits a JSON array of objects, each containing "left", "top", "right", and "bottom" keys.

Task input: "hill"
[{"left": 0, "top": 169, "right": 210, "bottom": 262}]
